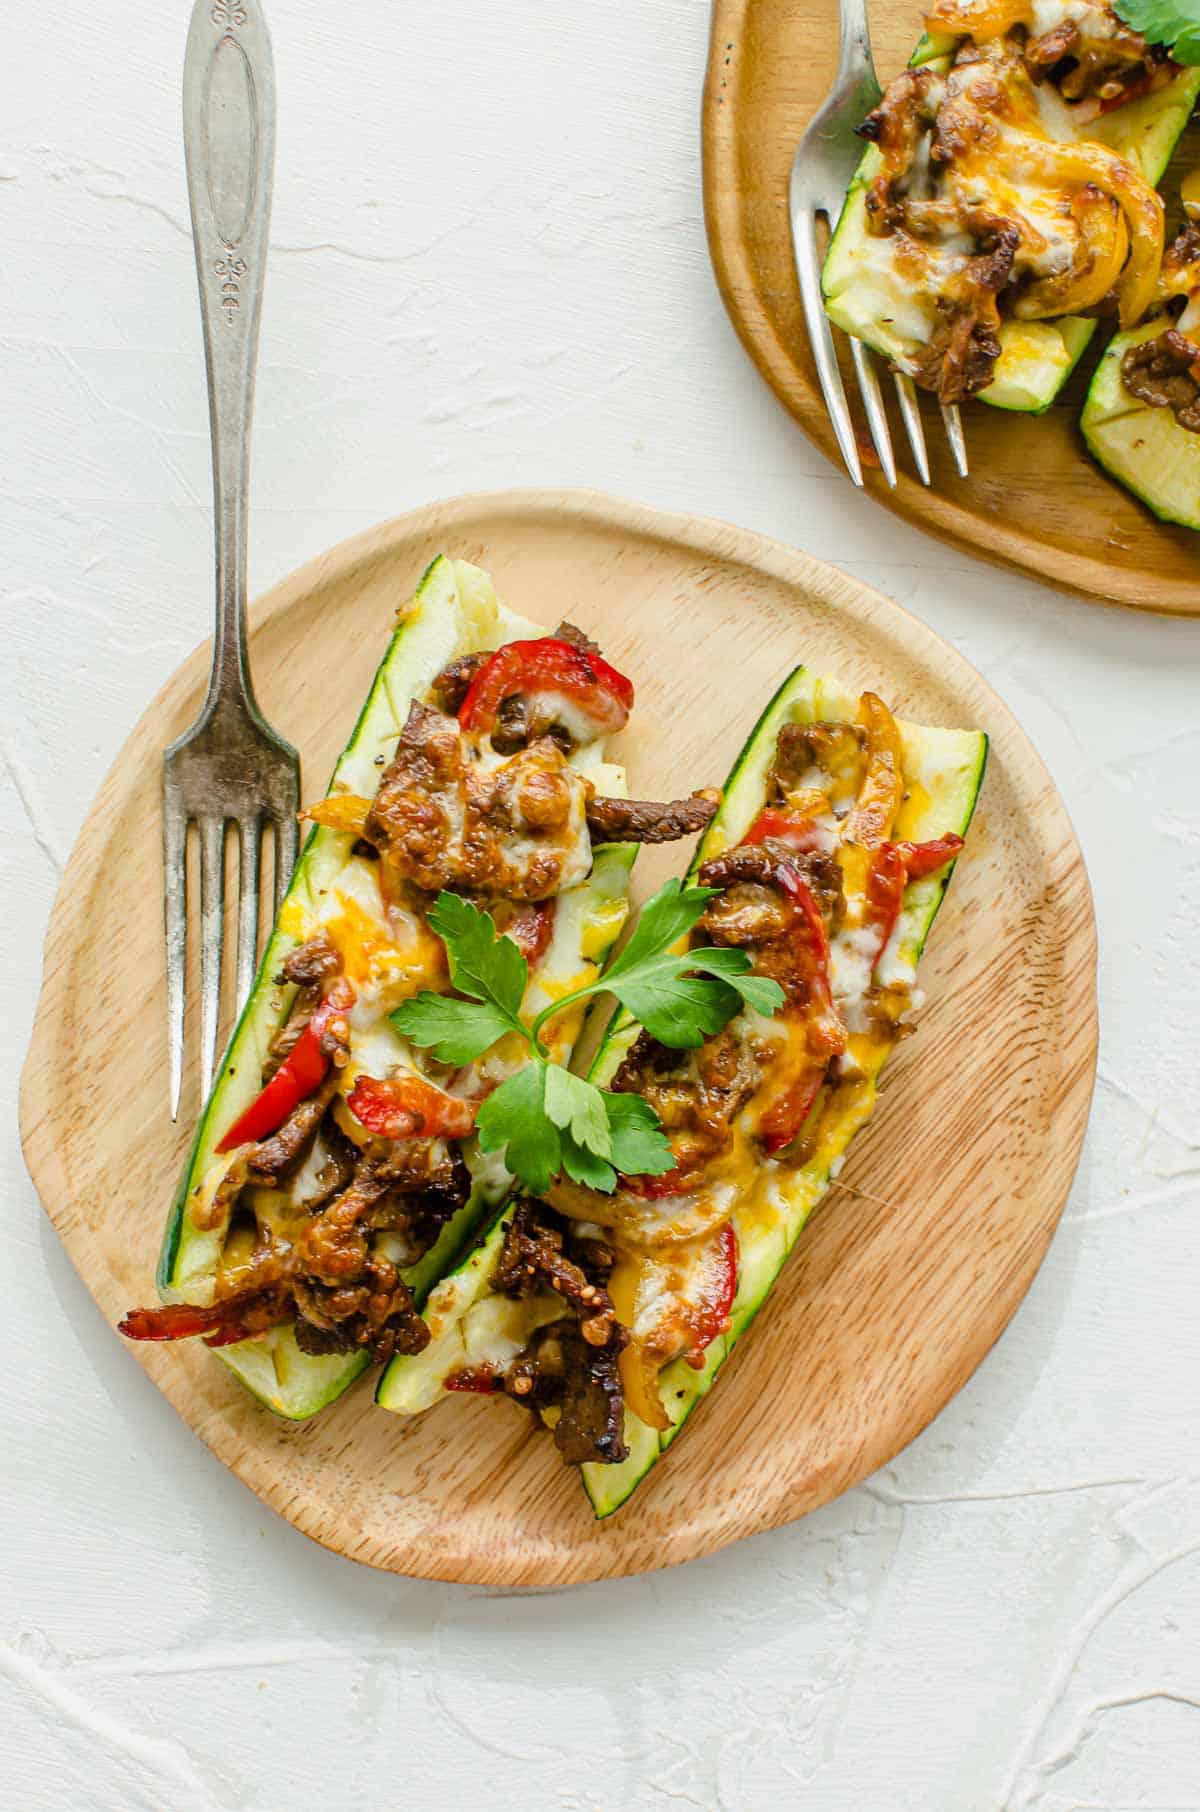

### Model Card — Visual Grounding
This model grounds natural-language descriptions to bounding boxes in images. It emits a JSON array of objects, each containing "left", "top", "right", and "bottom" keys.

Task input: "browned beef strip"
[
  {"left": 366, "top": 1146, "right": 474, "bottom": 1264},
  {"left": 1024, "top": 20, "right": 1079, "bottom": 71},
  {"left": 297, "top": 1117, "right": 359, "bottom": 1212},
  {"left": 292, "top": 1259, "right": 431, "bottom": 1364},
  {"left": 364, "top": 700, "right": 582, "bottom": 900},
  {"left": 585, "top": 790, "right": 719, "bottom": 846},
  {"left": 280, "top": 935, "right": 341, "bottom": 989},
  {"left": 1122, "top": 328, "right": 1200, "bottom": 434},
  {"left": 298, "top": 1142, "right": 469, "bottom": 1285},
  {"left": 769, "top": 720, "right": 866, "bottom": 803},
  {"left": 430, "top": 651, "right": 489, "bottom": 715},
  {"left": 912, "top": 294, "right": 1003, "bottom": 404},
  {"left": 697, "top": 842, "right": 844, "bottom": 930},
  {"left": 504, "top": 1319, "right": 629, "bottom": 1466},
  {"left": 857, "top": 67, "right": 943, "bottom": 232},
  {"left": 553, "top": 620, "right": 602, "bottom": 655},
  {"left": 247, "top": 1074, "right": 342, "bottom": 1181},
  {"left": 493, "top": 1199, "right": 621, "bottom": 1346},
  {"left": 611, "top": 1025, "right": 761, "bottom": 1187}
]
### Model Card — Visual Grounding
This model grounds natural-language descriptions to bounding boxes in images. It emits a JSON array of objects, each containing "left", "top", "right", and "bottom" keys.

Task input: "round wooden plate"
[
  {"left": 20, "top": 490, "right": 1096, "bottom": 1585},
  {"left": 704, "top": 0, "right": 1200, "bottom": 614}
]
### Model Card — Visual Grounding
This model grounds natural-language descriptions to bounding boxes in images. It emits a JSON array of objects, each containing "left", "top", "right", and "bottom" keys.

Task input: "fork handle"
[
  {"left": 183, "top": 0, "right": 276, "bottom": 716},
  {"left": 835, "top": 0, "right": 876, "bottom": 90}
]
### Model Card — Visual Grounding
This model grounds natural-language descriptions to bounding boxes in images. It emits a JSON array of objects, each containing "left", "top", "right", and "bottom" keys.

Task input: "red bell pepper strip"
[
  {"left": 771, "top": 857, "right": 836, "bottom": 1008},
  {"left": 624, "top": 1160, "right": 692, "bottom": 1201},
  {"left": 347, "top": 1072, "right": 478, "bottom": 1141},
  {"left": 743, "top": 807, "right": 822, "bottom": 854},
  {"left": 683, "top": 1223, "right": 738, "bottom": 1368},
  {"left": 863, "top": 834, "right": 965, "bottom": 972},
  {"left": 458, "top": 638, "right": 634, "bottom": 738},
  {"left": 893, "top": 833, "right": 964, "bottom": 879},
  {"left": 118, "top": 1287, "right": 292, "bottom": 1347},
  {"left": 865, "top": 840, "right": 909, "bottom": 968},
  {"left": 216, "top": 1020, "right": 330, "bottom": 1154},
  {"left": 758, "top": 1069, "right": 824, "bottom": 1156}
]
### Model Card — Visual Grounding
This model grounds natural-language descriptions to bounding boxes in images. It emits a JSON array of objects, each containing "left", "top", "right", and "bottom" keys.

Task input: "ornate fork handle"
[
  {"left": 832, "top": 0, "right": 877, "bottom": 97},
  {"left": 182, "top": 0, "right": 276, "bottom": 720}
]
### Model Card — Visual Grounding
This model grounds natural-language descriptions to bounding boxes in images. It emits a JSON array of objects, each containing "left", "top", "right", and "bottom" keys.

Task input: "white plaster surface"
[{"left": 5, "top": 3, "right": 1200, "bottom": 1808}]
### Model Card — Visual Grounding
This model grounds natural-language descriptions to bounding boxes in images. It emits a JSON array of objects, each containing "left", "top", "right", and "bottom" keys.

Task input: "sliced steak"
[
  {"left": 1122, "top": 328, "right": 1200, "bottom": 434},
  {"left": 430, "top": 651, "right": 489, "bottom": 716},
  {"left": 494, "top": 1199, "right": 620, "bottom": 1346},
  {"left": 280, "top": 935, "right": 341, "bottom": 990},
  {"left": 363, "top": 700, "right": 591, "bottom": 901},
  {"left": 504, "top": 1318, "right": 628, "bottom": 1466},
  {"left": 553, "top": 620, "right": 602, "bottom": 656},
  {"left": 585, "top": 790, "right": 719, "bottom": 845},
  {"left": 247, "top": 1074, "right": 342, "bottom": 1181}
]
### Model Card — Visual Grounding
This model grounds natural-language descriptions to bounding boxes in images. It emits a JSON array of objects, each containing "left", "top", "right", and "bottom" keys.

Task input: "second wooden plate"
[
  {"left": 704, "top": 0, "right": 1200, "bottom": 614},
  {"left": 20, "top": 489, "right": 1096, "bottom": 1584}
]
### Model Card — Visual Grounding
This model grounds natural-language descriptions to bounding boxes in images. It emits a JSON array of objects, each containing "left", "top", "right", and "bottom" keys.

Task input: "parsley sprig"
[
  {"left": 1113, "top": 0, "right": 1200, "bottom": 62},
  {"left": 391, "top": 883, "right": 785, "bottom": 1195}
]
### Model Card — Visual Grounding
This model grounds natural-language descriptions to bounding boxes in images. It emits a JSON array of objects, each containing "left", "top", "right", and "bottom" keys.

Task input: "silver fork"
[
  {"left": 789, "top": 0, "right": 969, "bottom": 488},
  {"left": 165, "top": 0, "right": 299, "bottom": 1119}
]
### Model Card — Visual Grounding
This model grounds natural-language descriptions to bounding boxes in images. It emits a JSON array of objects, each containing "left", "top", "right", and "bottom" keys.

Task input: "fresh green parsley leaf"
[
  {"left": 395, "top": 891, "right": 531, "bottom": 1063},
  {"left": 426, "top": 892, "right": 528, "bottom": 1022},
  {"left": 401, "top": 875, "right": 783, "bottom": 1196},
  {"left": 614, "top": 967, "right": 746, "bottom": 1048},
  {"left": 543, "top": 1065, "right": 612, "bottom": 1159},
  {"left": 1113, "top": 0, "right": 1200, "bottom": 61},
  {"left": 685, "top": 945, "right": 787, "bottom": 1019},
  {"left": 476, "top": 1065, "right": 561, "bottom": 1196},
  {"left": 530, "top": 876, "right": 786, "bottom": 1051},
  {"left": 558, "top": 1127, "right": 617, "bottom": 1192},
  {"left": 390, "top": 995, "right": 515, "bottom": 1067},
  {"left": 600, "top": 944, "right": 786, "bottom": 1049},
  {"left": 603, "top": 1091, "right": 678, "bottom": 1178},
  {"left": 600, "top": 877, "right": 718, "bottom": 984}
]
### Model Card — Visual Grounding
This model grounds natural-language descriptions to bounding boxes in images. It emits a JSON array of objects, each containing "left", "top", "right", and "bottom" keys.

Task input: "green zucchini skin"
[
  {"left": 582, "top": 671, "right": 988, "bottom": 1518},
  {"left": 821, "top": 51, "right": 1200, "bottom": 415},
  {"left": 1080, "top": 316, "right": 1200, "bottom": 527},
  {"left": 154, "top": 555, "right": 637, "bottom": 1421}
]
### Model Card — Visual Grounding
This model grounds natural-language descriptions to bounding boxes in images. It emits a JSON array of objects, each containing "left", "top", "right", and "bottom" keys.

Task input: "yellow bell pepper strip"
[{"left": 843, "top": 691, "right": 905, "bottom": 848}]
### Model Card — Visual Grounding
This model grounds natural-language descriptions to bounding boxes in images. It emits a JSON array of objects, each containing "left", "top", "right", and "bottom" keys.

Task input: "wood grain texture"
[
  {"left": 19, "top": 489, "right": 1097, "bottom": 1585},
  {"left": 703, "top": 0, "right": 1200, "bottom": 614}
]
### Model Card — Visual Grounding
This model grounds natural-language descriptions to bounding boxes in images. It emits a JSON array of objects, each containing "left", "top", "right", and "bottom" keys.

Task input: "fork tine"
[
  {"left": 198, "top": 816, "right": 227, "bottom": 1098},
  {"left": 164, "top": 802, "right": 188, "bottom": 1122},
  {"left": 235, "top": 817, "right": 262, "bottom": 1017},
  {"left": 273, "top": 812, "right": 299, "bottom": 914},
  {"left": 792, "top": 210, "right": 863, "bottom": 486},
  {"left": 849, "top": 338, "right": 897, "bottom": 488},
  {"left": 892, "top": 373, "right": 932, "bottom": 486},
  {"left": 941, "top": 402, "right": 970, "bottom": 477}
]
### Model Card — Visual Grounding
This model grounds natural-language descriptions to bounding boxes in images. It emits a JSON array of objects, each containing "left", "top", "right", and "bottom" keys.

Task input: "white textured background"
[{"left": 6, "top": 3, "right": 1200, "bottom": 1808}]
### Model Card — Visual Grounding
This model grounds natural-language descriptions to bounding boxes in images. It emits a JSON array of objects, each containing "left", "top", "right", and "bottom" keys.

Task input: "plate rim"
[{"left": 19, "top": 485, "right": 1099, "bottom": 1583}]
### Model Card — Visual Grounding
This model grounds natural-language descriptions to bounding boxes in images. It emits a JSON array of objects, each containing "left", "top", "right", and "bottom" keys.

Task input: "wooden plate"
[
  {"left": 20, "top": 489, "right": 1096, "bottom": 1585},
  {"left": 704, "top": 0, "right": 1200, "bottom": 615}
]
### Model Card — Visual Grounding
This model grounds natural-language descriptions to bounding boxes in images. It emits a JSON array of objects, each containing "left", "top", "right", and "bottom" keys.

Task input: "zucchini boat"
[
  {"left": 1082, "top": 215, "right": 1200, "bottom": 525},
  {"left": 821, "top": 1, "right": 1200, "bottom": 413},
  {"left": 120, "top": 556, "right": 718, "bottom": 1418},
  {"left": 377, "top": 666, "right": 986, "bottom": 1515}
]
